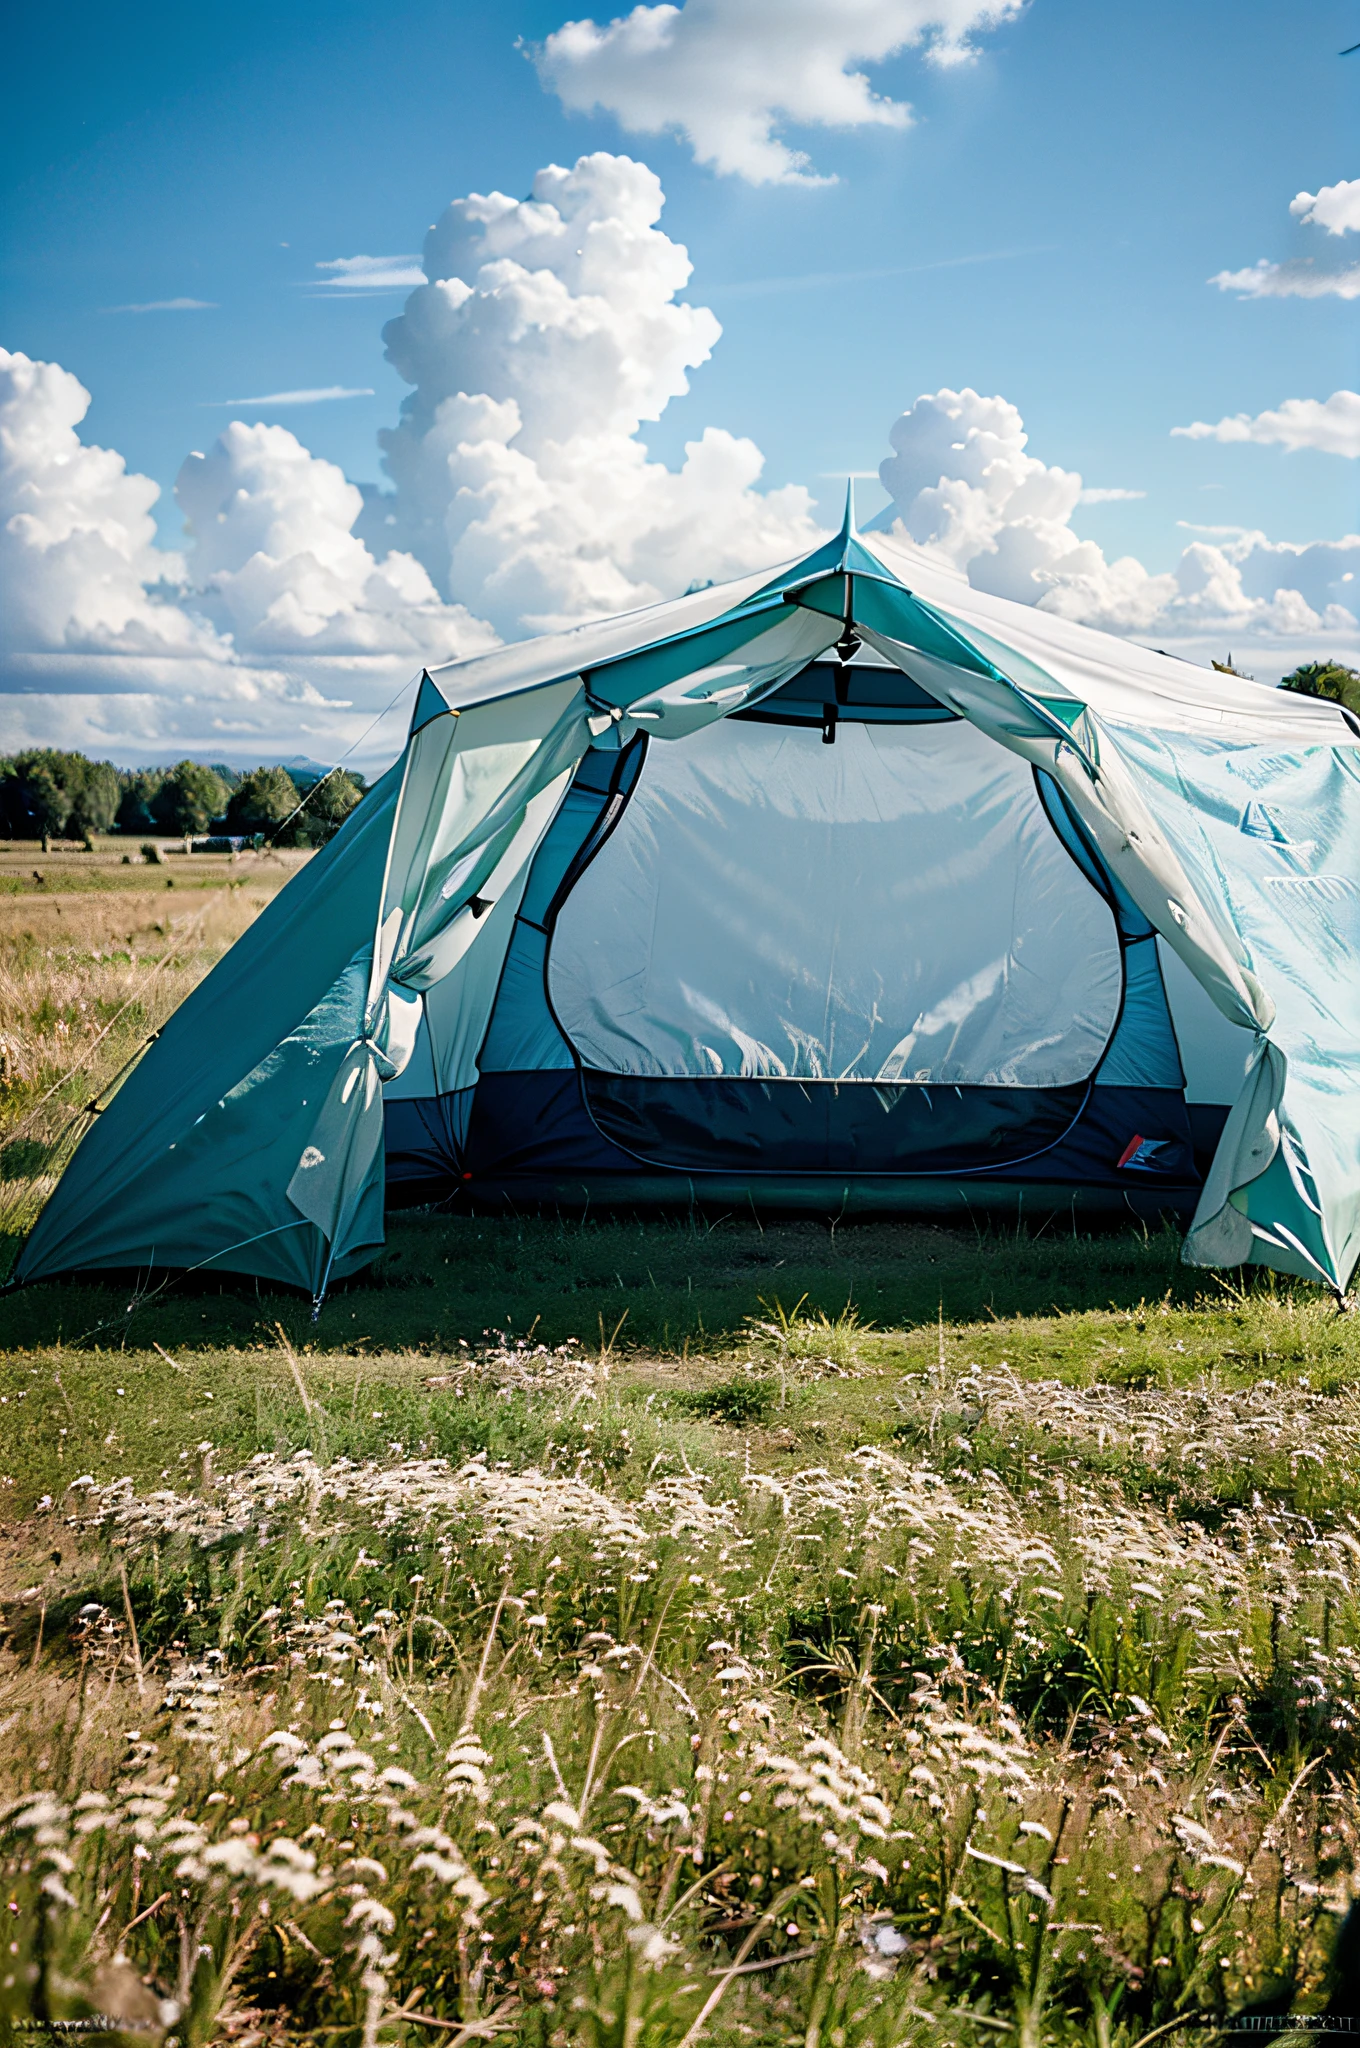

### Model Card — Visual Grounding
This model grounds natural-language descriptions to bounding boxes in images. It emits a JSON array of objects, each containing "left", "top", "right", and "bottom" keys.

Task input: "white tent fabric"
[
  {"left": 551, "top": 717, "right": 1122, "bottom": 1086},
  {"left": 863, "top": 532, "right": 1347, "bottom": 745},
  {"left": 838, "top": 532, "right": 1357, "bottom": 1287},
  {"left": 1157, "top": 944, "right": 1255, "bottom": 1106}
]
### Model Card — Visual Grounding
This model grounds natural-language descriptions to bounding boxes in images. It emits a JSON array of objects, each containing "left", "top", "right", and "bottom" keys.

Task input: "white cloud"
[
  {"left": 367, "top": 151, "right": 824, "bottom": 633},
  {"left": 313, "top": 255, "right": 426, "bottom": 291},
  {"left": 210, "top": 386, "right": 376, "bottom": 407},
  {"left": 1290, "top": 178, "right": 1360, "bottom": 235},
  {"left": 1211, "top": 178, "right": 1360, "bottom": 298},
  {"left": 1, "top": 154, "right": 822, "bottom": 753},
  {"left": 1210, "top": 257, "right": 1360, "bottom": 300},
  {"left": 1172, "top": 390, "right": 1360, "bottom": 459},
  {"left": 0, "top": 349, "right": 495, "bottom": 759},
  {"left": 11, "top": 151, "right": 1355, "bottom": 762},
  {"left": 878, "top": 384, "right": 1360, "bottom": 665},
  {"left": 0, "top": 349, "right": 226, "bottom": 667},
  {"left": 534, "top": 0, "right": 1023, "bottom": 186},
  {"left": 105, "top": 297, "right": 217, "bottom": 313},
  {"left": 0, "top": 157, "right": 819, "bottom": 753},
  {"left": 1078, "top": 486, "right": 1145, "bottom": 503},
  {"left": 176, "top": 422, "right": 496, "bottom": 666}
]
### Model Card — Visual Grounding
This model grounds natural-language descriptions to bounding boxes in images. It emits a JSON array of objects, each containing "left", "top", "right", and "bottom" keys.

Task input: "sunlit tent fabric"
[{"left": 14, "top": 499, "right": 1360, "bottom": 1303}]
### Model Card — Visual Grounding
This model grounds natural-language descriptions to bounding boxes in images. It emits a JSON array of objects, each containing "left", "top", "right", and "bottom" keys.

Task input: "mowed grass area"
[{"left": 5, "top": 858, "right": 1360, "bottom": 2041}]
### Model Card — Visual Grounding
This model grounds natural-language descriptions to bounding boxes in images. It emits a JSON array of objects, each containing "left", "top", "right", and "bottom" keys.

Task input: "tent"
[{"left": 14, "top": 498, "right": 1360, "bottom": 1305}]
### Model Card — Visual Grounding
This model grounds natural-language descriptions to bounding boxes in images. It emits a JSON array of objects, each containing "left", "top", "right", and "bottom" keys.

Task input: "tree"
[
  {"left": 0, "top": 749, "right": 118, "bottom": 844},
  {"left": 0, "top": 748, "right": 363, "bottom": 850},
  {"left": 116, "top": 772, "right": 162, "bottom": 836},
  {"left": 15, "top": 762, "right": 68, "bottom": 848},
  {"left": 67, "top": 758, "right": 120, "bottom": 836},
  {"left": 1279, "top": 659, "right": 1360, "bottom": 717},
  {"left": 152, "top": 760, "right": 228, "bottom": 838},
  {"left": 226, "top": 765, "right": 301, "bottom": 839},
  {"left": 284, "top": 768, "right": 367, "bottom": 847}
]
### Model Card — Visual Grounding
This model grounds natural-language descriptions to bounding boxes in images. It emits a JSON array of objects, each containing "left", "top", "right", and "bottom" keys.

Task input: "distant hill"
[{"left": 278, "top": 757, "right": 335, "bottom": 789}]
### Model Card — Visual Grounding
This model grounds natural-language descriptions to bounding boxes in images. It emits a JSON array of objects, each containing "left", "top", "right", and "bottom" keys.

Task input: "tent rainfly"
[{"left": 14, "top": 497, "right": 1360, "bottom": 1306}]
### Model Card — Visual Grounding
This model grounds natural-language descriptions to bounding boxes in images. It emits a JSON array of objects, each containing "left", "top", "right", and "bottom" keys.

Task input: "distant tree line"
[{"left": 0, "top": 750, "right": 367, "bottom": 848}]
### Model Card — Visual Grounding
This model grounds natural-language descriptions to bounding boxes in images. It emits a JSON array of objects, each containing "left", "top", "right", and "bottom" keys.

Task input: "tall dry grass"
[{"left": 0, "top": 853, "right": 298, "bottom": 1248}]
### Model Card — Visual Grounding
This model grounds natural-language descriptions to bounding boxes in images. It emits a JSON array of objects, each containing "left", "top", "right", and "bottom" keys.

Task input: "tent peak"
[
  {"left": 410, "top": 669, "right": 455, "bottom": 735},
  {"left": 839, "top": 477, "right": 858, "bottom": 544},
  {"left": 743, "top": 480, "right": 897, "bottom": 609}
]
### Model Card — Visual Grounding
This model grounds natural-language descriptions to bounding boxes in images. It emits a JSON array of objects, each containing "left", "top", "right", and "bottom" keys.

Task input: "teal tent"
[{"left": 15, "top": 499, "right": 1360, "bottom": 1303}]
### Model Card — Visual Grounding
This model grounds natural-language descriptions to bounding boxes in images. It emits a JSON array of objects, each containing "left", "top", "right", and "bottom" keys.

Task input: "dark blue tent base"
[
  {"left": 385, "top": 1068, "right": 1223, "bottom": 1224},
  {"left": 425, "top": 1171, "right": 1202, "bottom": 1226}
]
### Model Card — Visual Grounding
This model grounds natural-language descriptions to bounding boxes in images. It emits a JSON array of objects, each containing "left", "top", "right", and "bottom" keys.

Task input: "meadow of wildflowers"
[{"left": 4, "top": 1297, "right": 1360, "bottom": 2046}]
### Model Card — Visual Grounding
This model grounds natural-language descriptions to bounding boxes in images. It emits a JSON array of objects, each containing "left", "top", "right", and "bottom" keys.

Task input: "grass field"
[
  {"left": 2, "top": 858, "right": 1359, "bottom": 2046},
  {"left": 0, "top": 836, "right": 308, "bottom": 1250}
]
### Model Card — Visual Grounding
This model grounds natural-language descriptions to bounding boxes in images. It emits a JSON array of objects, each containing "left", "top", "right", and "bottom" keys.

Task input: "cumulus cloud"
[
  {"left": 175, "top": 422, "right": 495, "bottom": 665},
  {"left": 877, "top": 384, "right": 1360, "bottom": 664},
  {"left": 1, "top": 154, "right": 823, "bottom": 751},
  {"left": 1210, "top": 257, "right": 1360, "bottom": 300},
  {"left": 9, "top": 149, "right": 1357, "bottom": 759},
  {"left": 0, "top": 350, "right": 227, "bottom": 667},
  {"left": 534, "top": 0, "right": 1022, "bottom": 185},
  {"left": 0, "top": 348, "right": 495, "bottom": 757},
  {"left": 1210, "top": 177, "right": 1360, "bottom": 299},
  {"left": 1290, "top": 178, "right": 1360, "bottom": 235},
  {"left": 366, "top": 152, "right": 824, "bottom": 633},
  {"left": 1173, "top": 391, "right": 1360, "bottom": 460}
]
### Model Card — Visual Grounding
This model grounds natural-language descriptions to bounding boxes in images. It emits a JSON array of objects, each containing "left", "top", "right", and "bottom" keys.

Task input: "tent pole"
[{"left": 312, "top": 1240, "right": 338, "bottom": 1323}]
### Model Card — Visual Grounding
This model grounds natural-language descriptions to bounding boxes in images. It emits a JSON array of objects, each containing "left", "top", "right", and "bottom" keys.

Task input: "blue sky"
[{"left": 1, "top": 0, "right": 1357, "bottom": 762}]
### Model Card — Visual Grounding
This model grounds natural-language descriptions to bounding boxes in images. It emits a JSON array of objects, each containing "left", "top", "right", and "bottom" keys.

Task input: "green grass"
[
  {"left": 4, "top": 1216, "right": 1360, "bottom": 2044},
  {"left": 2, "top": 1211, "right": 1355, "bottom": 1518}
]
